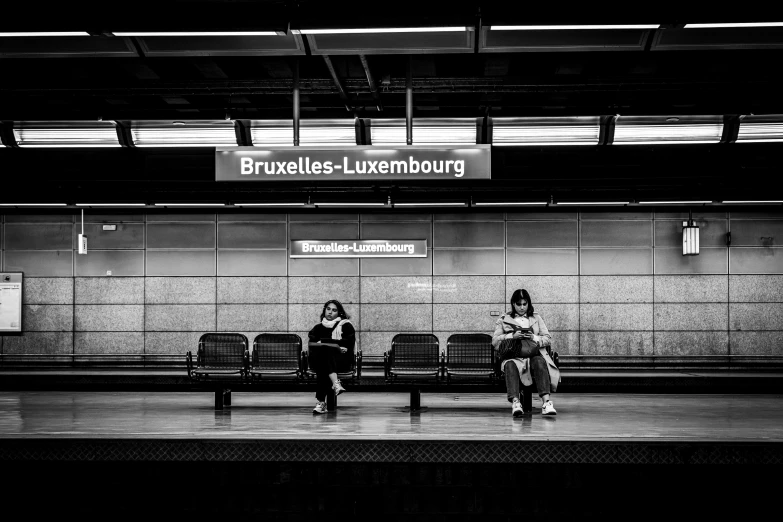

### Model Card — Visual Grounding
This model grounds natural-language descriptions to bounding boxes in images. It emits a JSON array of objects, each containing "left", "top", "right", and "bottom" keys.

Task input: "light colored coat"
[{"left": 492, "top": 312, "right": 561, "bottom": 392}]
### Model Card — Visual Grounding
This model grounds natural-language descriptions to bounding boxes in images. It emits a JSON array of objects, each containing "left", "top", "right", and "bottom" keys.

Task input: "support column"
[
  {"left": 293, "top": 59, "right": 300, "bottom": 146},
  {"left": 406, "top": 56, "right": 413, "bottom": 145}
]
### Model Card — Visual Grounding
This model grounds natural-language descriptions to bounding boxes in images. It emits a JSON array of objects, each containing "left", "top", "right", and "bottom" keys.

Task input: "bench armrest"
[
  {"left": 356, "top": 350, "right": 362, "bottom": 378},
  {"left": 186, "top": 351, "right": 193, "bottom": 378}
]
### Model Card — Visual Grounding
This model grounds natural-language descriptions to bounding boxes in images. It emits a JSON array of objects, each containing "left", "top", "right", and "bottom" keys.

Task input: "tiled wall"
[{"left": 2, "top": 210, "right": 782, "bottom": 360}]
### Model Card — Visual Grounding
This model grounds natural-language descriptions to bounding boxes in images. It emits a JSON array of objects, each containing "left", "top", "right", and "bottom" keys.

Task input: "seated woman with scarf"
[
  {"left": 492, "top": 288, "right": 560, "bottom": 417},
  {"left": 307, "top": 299, "right": 355, "bottom": 414}
]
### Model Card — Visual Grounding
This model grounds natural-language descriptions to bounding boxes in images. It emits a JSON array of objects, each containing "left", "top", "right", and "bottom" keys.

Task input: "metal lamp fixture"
[{"left": 683, "top": 210, "right": 700, "bottom": 256}]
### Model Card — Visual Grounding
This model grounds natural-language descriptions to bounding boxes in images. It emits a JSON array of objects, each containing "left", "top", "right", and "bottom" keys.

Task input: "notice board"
[{"left": 0, "top": 272, "right": 23, "bottom": 334}]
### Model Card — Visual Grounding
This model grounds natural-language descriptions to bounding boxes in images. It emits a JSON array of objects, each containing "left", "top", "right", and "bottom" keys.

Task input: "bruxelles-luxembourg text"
[{"left": 240, "top": 156, "right": 466, "bottom": 177}]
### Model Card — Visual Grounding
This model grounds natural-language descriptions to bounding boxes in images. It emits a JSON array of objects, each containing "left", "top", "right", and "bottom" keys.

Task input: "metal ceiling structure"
[{"left": 1, "top": 1, "right": 783, "bottom": 206}]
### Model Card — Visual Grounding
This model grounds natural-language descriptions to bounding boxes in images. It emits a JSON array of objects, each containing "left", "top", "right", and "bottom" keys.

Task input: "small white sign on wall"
[{"left": 0, "top": 272, "right": 23, "bottom": 333}]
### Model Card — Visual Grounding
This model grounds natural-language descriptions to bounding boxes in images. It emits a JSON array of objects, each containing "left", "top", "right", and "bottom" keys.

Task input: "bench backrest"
[
  {"left": 197, "top": 333, "right": 248, "bottom": 369},
  {"left": 446, "top": 333, "right": 494, "bottom": 372},
  {"left": 253, "top": 333, "right": 302, "bottom": 371},
  {"left": 390, "top": 334, "right": 440, "bottom": 371}
]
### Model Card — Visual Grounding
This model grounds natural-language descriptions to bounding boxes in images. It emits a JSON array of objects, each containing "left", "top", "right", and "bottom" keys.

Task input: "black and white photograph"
[{"left": 1, "top": 1, "right": 781, "bottom": 519}]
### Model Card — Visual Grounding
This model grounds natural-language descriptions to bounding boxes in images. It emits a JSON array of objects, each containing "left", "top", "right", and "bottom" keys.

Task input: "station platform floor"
[{"left": 1, "top": 391, "right": 780, "bottom": 519}]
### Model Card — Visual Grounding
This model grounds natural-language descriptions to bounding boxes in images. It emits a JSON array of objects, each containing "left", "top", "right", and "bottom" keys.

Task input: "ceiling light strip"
[
  {"left": 76, "top": 203, "right": 147, "bottom": 207},
  {"left": 0, "top": 203, "right": 68, "bottom": 207},
  {"left": 297, "top": 27, "right": 467, "bottom": 34},
  {"left": 234, "top": 203, "right": 306, "bottom": 207},
  {"left": 474, "top": 202, "right": 548, "bottom": 206},
  {"left": 557, "top": 202, "right": 629, "bottom": 205},
  {"left": 395, "top": 202, "right": 467, "bottom": 207},
  {"left": 721, "top": 200, "right": 783, "bottom": 204},
  {"left": 0, "top": 32, "right": 90, "bottom": 37},
  {"left": 113, "top": 31, "right": 278, "bottom": 36},
  {"left": 154, "top": 203, "right": 226, "bottom": 207},
  {"left": 490, "top": 25, "right": 659, "bottom": 30},
  {"left": 638, "top": 201, "right": 713, "bottom": 204},
  {"left": 684, "top": 22, "right": 783, "bottom": 29}
]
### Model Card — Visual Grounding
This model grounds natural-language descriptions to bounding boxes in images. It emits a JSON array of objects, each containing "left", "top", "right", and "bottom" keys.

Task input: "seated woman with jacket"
[
  {"left": 307, "top": 299, "right": 355, "bottom": 414},
  {"left": 492, "top": 288, "right": 560, "bottom": 417}
]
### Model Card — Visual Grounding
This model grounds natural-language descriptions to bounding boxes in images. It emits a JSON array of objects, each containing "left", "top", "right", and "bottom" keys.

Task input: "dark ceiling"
[
  {"left": 3, "top": 1, "right": 783, "bottom": 120},
  {"left": 1, "top": 1, "right": 783, "bottom": 204}
]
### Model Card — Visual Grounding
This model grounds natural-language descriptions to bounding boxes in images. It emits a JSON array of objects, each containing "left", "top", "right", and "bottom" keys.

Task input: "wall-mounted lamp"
[{"left": 683, "top": 210, "right": 699, "bottom": 256}]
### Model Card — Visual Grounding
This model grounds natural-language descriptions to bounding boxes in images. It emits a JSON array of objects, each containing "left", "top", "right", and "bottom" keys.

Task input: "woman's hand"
[{"left": 512, "top": 330, "right": 524, "bottom": 339}]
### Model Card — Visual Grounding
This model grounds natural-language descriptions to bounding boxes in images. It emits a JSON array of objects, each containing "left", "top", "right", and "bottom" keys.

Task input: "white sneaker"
[
  {"left": 312, "top": 401, "right": 327, "bottom": 414},
  {"left": 511, "top": 398, "right": 524, "bottom": 417},
  {"left": 332, "top": 380, "right": 346, "bottom": 396},
  {"left": 542, "top": 400, "right": 557, "bottom": 416}
]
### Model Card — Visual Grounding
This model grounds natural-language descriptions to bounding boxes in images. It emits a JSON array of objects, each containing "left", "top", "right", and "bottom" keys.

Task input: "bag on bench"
[{"left": 497, "top": 336, "right": 539, "bottom": 362}]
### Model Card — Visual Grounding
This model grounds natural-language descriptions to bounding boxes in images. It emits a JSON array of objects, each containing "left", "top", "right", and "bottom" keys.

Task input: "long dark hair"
[
  {"left": 509, "top": 289, "right": 535, "bottom": 318},
  {"left": 320, "top": 299, "right": 350, "bottom": 321}
]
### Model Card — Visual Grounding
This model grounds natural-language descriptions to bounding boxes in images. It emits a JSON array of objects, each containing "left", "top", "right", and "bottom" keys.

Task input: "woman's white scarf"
[{"left": 321, "top": 317, "right": 352, "bottom": 340}]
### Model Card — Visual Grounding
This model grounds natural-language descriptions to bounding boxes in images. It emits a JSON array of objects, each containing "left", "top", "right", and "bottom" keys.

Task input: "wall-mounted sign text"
[
  {"left": 291, "top": 240, "right": 427, "bottom": 258},
  {"left": 216, "top": 146, "right": 490, "bottom": 181}
]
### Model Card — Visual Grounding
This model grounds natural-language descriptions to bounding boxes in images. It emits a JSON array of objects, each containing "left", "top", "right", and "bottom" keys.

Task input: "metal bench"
[
  {"left": 249, "top": 333, "right": 305, "bottom": 381},
  {"left": 445, "top": 333, "right": 497, "bottom": 384},
  {"left": 186, "top": 333, "right": 249, "bottom": 409},
  {"left": 385, "top": 333, "right": 443, "bottom": 410}
]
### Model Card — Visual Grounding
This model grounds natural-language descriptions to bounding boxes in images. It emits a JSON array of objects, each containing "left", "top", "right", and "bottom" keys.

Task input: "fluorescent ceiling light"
[
  {"left": 234, "top": 203, "right": 305, "bottom": 207},
  {"left": 0, "top": 203, "right": 68, "bottom": 207},
  {"left": 14, "top": 122, "right": 120, "bottom": 148},
  {"left": 614, "top": 116, "right": 723, "bottom": 144},
  {"left": 557, "top": 202, "right": 629, "bottom": 205},
  {"left": 737, "top": 119, "right": 783, "bottom": 142},
  {"left": 113, "top": 31, "right": 278, "bottom": 36},
  {"left": 721, "top": 200, "right": 783, "bottom": 204},
  {"left": 492, "top": 117, "right": 600, "bottom": 146},
  {"left": 154, "top": 203, "right": 225, "bottom": 207},
  {"left": 491, "top": 25, "right": 659, "bottom": 30},
  {"left": 316, "top": 202, "right": 386, "bottom": 207},
  {"left": 0, "top": 32, "right": 90, "bottom": 37},
  {"left": 132, "top": 120, "right": 237, "bottom": 147},
  {"left": 76, "top": 203, "right": 146, "bottom": 207},
  {"left": 297, "top": 27, "right": 467, "bottom": 34},
  {"left": 395, "top": 202, "right": 467, "bottom": 207},
  {"left": 640, "top": 200, "right": 713, "bottom": 204},
  {"left": 684, "top": 22, "right": 783, "bottom": 29},
  {"left": 370, "top": 119, "right": 477, "bottom": 146},
  {"left": 474, "top": 202, "right": 548, "bottom": 206}
]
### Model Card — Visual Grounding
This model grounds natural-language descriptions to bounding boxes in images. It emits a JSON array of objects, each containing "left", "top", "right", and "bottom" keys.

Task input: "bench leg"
[
  {"left": 326, "top": 389, "right": 337, "bottom": 412},
  {"left": 214, "top": 390, "right": 224, "bottom": 410},
  {"left": 521, "top": 387, "right": 533, "bottom": 413},
  {"left": 410, "top": 389, "right": 421, "bottom": 411},
  {"left": 224, "top": 389, "right": 231, "bottom": 407}
]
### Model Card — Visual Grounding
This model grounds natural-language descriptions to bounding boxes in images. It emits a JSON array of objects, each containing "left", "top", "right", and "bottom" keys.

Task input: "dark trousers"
[
  {"left": 501, "top": 340, "right": 551, "bottom": 400},
  {"left": 308, "top": 344, "right": 341, "bottom": 402}
]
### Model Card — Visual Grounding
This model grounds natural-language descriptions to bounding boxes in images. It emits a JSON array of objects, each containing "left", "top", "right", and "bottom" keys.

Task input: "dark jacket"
[{"left": 307, "top": 321, "right": 356, "bottom": 373}]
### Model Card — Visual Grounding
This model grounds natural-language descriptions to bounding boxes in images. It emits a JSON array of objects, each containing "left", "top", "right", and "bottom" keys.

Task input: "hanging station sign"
[
  {"left": 291, "top": 240, "right": 427, "bottom": 258},
  {"left": 215, "top": 145, "right": 491, "bottom": 181}
]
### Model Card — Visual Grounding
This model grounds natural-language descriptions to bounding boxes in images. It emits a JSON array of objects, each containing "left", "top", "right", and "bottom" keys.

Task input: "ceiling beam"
[
  {"left": 321, "top": 55, "right": 354, "bottom": 113},
  {"left": 359, "top": 55, "right": 383, "bottom": 111}
]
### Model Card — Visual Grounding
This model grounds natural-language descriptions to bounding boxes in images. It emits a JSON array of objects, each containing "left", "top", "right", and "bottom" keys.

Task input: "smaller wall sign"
[
  {"left": 0, "top": 272, "right": 23, "bottom": 334},
  {"left": 291, "top": 240, "right": 427, "bottom": 258}
]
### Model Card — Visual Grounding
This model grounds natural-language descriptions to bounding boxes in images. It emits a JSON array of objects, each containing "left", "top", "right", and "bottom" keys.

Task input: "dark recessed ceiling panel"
[
  {"left": 481, "top": 28, "right": 649, "bottom": 52},
  {"left": 0, "top": 36, "right": 138, "bottom": 58},
  {"left": 138, "top": 35, "right": 305, "bottom": 57},
  {"left": 306, "top": 31, "right": 474, "bottom": 55}
]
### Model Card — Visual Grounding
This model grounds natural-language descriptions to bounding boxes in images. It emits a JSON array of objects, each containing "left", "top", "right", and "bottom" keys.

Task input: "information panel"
[
  {"left": 216, "top": 145, "right": 491, "bottom": 181},
  {"left": 291, "top": 240, "right": 427, "bottom": 258},
  {"left": 0, "top": 272, "right": 23, "bottom": 334}
]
